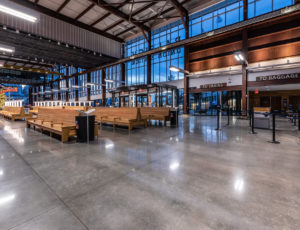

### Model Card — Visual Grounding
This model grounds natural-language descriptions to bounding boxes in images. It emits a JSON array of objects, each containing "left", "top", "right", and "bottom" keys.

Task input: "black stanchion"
[
  {"left": 298, "top": 110, "right": 300, "bottom": 131},
  {"left": 268, "top": 113, "right": 280, "bottom": 144},
  {"left": 249, "top": 110, "right": 256, "bottom": 134},
  {"left": 227, "top": 108, "right": 230, "bottom": 126},
  {"left": 294, "top": 114, "right": 297, "bottom": 126},
  {"left": 215, "top": 109, "right": 221, "bottom": 131},
  {"left": 249, "top": 110, "right": 252, "bottom": 127}
]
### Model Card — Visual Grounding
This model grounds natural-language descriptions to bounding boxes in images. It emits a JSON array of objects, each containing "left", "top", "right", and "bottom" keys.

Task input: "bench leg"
[
  {"left": 50, "top": 132, "right": 53, "bottom": 137},
  {"left": 128, "top": 124, "right": 133, "bottom": 131},
  {"left": 144, "top": 120, "right": 147, "bottom": 128}
]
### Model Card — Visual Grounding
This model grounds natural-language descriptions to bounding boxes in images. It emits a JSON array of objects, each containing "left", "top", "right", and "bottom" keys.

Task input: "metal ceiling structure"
[{"left": 11, "top": 0, "right": 201, "bottom": 42}]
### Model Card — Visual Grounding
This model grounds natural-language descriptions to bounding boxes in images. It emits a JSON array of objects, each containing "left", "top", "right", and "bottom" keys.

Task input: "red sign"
[
  {"left": 255, "top": 88, "right": 259, "bottom": 94},
  {"left": 0, "top": 87, "right": 18, "bottom": 94}
]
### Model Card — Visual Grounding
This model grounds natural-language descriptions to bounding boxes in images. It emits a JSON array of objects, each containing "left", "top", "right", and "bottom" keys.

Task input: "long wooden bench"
[
  {"left": 0, "top": 107, "right": 32, "bottom": 121},
  {"left": 140, "top": 107, "right": 170, "bottom": 125},
  {"left": 29, "top": 106, "right": 63, "bottom": 115},
  {"left": 26, "top": 108, "right": 98, "bottom": 142},
  {"left": 92, "top": 107, "right": 147, "bottom": 130}
]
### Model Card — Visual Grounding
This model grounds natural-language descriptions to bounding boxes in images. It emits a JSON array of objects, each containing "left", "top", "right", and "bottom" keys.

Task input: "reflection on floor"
[{"left": 0, "top": 116, "right": 300, "bottom": 230}]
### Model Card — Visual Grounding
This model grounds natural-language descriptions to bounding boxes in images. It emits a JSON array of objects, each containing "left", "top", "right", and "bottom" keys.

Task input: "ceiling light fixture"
[
  {"left": 0, "top": 4, "right": 37, "bottom": 22},
  {"left": 169, "top": 66, "right": 189, "bottom": 74},
  {"left": 0, "top": 47, "right": 14, "bottom": 53}
]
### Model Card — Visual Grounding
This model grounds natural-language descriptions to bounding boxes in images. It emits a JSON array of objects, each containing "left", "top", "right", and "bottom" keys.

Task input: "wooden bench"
[
  {"left": 92, "top": 107, "right": 147, "bottom": 130},
  {"left": 0, "top": 107, "right": 32, "bottom": 121},
  {"left": 26, "top": 108, "right": 98, "bottom": 142},
  {"left": 29, "top": 106, "right": 63, "bottom": 115},
  {"left": 140, "top": 107, "right": 170, "bottom": 125}
]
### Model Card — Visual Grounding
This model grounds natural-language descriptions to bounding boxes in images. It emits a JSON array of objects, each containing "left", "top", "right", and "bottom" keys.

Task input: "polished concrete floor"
[{"left": 0, "top": 116, "right": 300, "bottom": 230}]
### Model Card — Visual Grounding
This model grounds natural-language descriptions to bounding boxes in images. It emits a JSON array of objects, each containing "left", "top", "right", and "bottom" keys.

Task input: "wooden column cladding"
[
  {"left": 184, "top": 45, "right": 189, "bottom": 114},
  {"left": 242, "top": 30, "right": 248, "bottom": 116},
  {"left": 87, "top": 72, "right": 91, "bottom": 101},
  {"left": 101, "top": 69, "right": 106, "bottom": 106}
]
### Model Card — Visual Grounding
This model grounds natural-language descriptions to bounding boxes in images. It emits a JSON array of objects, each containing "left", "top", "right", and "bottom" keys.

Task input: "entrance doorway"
[{"left": 190, "top": 91, "right": 242, "bottom": 115}]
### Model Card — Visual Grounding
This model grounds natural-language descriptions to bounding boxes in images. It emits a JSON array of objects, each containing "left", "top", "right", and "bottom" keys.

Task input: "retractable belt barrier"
[{"left": 248, "top": 110, "right": 300, "bottom": 144}]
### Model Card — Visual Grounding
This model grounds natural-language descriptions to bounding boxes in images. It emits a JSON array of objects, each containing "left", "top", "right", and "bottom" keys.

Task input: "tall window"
[
  {"left": 248, "top": 0, "right": 295, "bottom": 18},
  {"left": 78, "top": 73, "right": 87, "bottom": 98},
  {"left": 105, "top": 65, "right": 121, "bottom": 89},
  {"left": 91, "top": 70, "right": 102, "bottom": 95},
  {"left": 60, "top": 79, "right": 67, "bottom": 100},
  {"left": 151, "top": 20, "right": 185, "bottom": 49},
  {"left": 189, "top": 0, "right": 244, "bottom": 37},
  {"left": 151, "top": 47, "right": 184, "bottom": 83},
  {"left": 125, "top": 57, "right": 147, "bottom": 85},
  {"left": 124, "top": 36, "right": 148, "bottom": 58},
  {"left": 69, "top": 77, "right": 75, "bottom": 99}
]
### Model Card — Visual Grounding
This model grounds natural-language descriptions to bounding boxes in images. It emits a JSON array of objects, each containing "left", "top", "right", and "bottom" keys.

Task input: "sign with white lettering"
[
  {"left": 200, "top": 83, "right": 227, "bottom": 89},
  {"left": 256, "top": 73, "right": 299, "bottom": 82}
]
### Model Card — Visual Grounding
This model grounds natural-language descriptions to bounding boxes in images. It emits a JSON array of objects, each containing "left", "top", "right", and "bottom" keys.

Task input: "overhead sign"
[
  {"left": 256, "top": 73, "right": 299, "bottom": 82},
  {"left": 200, "top": 83, "right": 227, "bottom": 89},
  {"left": 0, "top": 87, "right": 18, "bottom": 94}
]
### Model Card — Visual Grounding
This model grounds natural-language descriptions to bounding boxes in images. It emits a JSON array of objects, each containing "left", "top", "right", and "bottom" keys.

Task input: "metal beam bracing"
[
  {"left": 88, "top": 0, "right": 150, "bottom": 42},
  {"left": 169, "top": 0, "right": 189, "bottom": 37},
  {"left": 90, "top": 0, "right": 131, "bottom": 27}
]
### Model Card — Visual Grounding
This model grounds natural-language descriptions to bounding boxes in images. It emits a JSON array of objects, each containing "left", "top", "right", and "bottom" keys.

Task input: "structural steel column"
[
  {"left": 242, "top": 30, "right": 248, "bottom": 116},
  {"left": 183, "top": 45, "right": 190, "bottom": 114},
  {"left": 50, "top": 75, "right": 54, "bottom": 100},
  {"left": 57, "top": 79, "right": 61, "bottom": 100},
  {"left": 29, "top": 87, "right": 33, "bottom": 105},
  {"left": 66, "top": 67, "right": 69, "bottom": 102},
  {"left": 87, "top": 72, "right": 91, "bottom": 101},
  {"left": 101, "top": 69, "right": 106, "bottom": 106},
  {"left": 120, "top": 63, "right": 125, "bottom": 86},
  {"left": 243, "top": 0, "right": 248, "bottom": 20},
  {"left": 75, "top": 68, "right": 79, "bottom": 101},
  {"left": 147, "top": 32, "right": 152, "bottom": 85}
]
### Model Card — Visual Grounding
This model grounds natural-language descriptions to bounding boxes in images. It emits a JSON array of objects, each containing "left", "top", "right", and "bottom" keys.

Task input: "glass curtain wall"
[{"left": 248, "top": 0, "right": 295, "bottom": 18}]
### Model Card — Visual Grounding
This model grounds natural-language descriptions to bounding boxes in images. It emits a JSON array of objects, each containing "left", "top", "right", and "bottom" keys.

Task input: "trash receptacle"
[
  {"left": 75, "top": 115, "right": 95, "bottom": 142},
  {"left": 170, "top": 108, "right": 179, "bottom": 126}
]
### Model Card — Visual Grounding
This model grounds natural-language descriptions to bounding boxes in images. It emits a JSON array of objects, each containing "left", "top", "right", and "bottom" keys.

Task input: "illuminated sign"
[
  {"left": 256, "top": 73, "right": 299, "bottom": 81},
  {"left": 0, "top": 87, "right": 18, "bottom": 94}
]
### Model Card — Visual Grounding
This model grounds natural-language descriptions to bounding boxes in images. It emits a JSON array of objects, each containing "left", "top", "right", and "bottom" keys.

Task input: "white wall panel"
[{"left": 0, "top": 11, "right": 121, "bottom": 58}]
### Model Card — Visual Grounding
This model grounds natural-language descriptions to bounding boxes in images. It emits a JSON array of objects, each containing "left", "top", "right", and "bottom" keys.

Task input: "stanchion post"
[
  {"left": 249, "top": 110, "right": 256, "bottom": 134},
  {"left": 294, "top": 114, "right": 297, "bottom": 126},
  {"left": 215, "top": 108, "right": 221, "bottom": 131},
  {"left": 298, "top": 110, "right": 300, "bottom": 131},
  {"left": 227, "top": 107, "right": 230, "bottom": 126},
  {"left": 268, "top": 113, "right": 280, "bottom": 144},
  {"left": 249, "top": 110, "right": 252, "bottom": 127}
]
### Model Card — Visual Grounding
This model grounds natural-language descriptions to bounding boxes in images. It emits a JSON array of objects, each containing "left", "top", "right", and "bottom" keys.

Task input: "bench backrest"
[
  {"left": 64, "top": 106, "right": 89, "bottom": 112},
  {"left": 37, "top": 108, "right": 80, "bottom": 125},
  {"left": 92, "top": 107, "right": 140, "bottom": 121},
  {"left": 4, "top": 107, "right": 24, "bottom": 115},
  {"left": 140, "top": 107, "right": 170, "bottom": 117}
]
